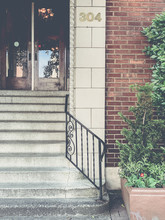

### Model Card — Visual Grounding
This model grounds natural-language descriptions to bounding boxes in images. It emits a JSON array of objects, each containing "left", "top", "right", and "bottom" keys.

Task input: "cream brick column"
[{"left": 74, "top": 0, "right": 106, "bottom": 140}]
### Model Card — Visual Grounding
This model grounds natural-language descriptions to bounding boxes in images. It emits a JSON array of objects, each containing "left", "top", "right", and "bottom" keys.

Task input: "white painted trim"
[
  {"left": 31, "top": 2, "right": 35, "bottom": 91},
  {"left": 69, "top": 0, "right": 75, "bottom": 114}
]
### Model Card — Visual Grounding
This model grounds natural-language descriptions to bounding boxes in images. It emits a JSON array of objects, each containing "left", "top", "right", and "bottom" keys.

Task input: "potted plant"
[{"left": 116, "top": 84, "right": 165, "bottom": 220}]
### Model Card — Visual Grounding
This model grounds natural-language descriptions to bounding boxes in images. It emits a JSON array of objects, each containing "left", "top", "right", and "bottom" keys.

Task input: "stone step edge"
[
  {"left": 0, "top": 181, "right": 101, "bottom": 189},
  {"left": 0, "top": 120, "right": 65, "bottom": 123},
  {"left": 0, "top": 153, "right": 67, "bottom": 157},
  {"left": 0, "top": 103, "right": 65, "bottom": 105},
  {"left": 0, "top": 140, "right": 65, "bottom": 144},
  {"left": 0, "top": 130, "right": 65, "bottom": 133},
  {"left": 0, "top": 91, "right": 69, "bottom": 96},
  {"left": 0, "top": 197, "right": 109, "bottom": 216},
  {"left": 0, "top": 167, "right": 78, "bottom": 172},
  {"left": 0, "top": 187, "right": 101, "bottom": 199},
  {"left": 0, "top": 111, "right": 65, "bottom": 113}
]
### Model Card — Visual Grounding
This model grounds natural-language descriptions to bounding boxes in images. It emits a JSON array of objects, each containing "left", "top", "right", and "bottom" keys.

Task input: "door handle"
[{"left": 29, "top": 53, "right": 37, "bottom": 61}]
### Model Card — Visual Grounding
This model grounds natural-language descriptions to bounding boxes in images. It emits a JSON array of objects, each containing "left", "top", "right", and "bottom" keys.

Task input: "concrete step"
[
  {"left": 0, "top": 91, "right": 104, "bottom": 205},
  {"left": 0, "top": 214, "right": 110, "bottom": 220},
  {"left": 0, "top": 167, "right": 85, "bottom": 183},
  {"left": 0, "top": 121, "right": 65, "bottom": 131},
  {"left": 0, "top": 90, "right": 69, "bottom": 97},
  {"left": 0, "top": 112, "right": 65, "bottom": 121},
  {"left": 0, "top": 96, "right": 65, "bottom": 104},
  {"left": 0, "top": 197, "right": 109, "bottom": 216},
  {"left": 0, "top": 104, "right": 65, "bottom": 112},
  {"left": 0, "top": 142, "right": 65, "bottom": 154},
  {"left": 0, "top": 181, "right": 100, "bottom": 198},
  {"left": 0, "top": 154, "right": 70, "bottom": 168},
  {"left": 0, "top": 131, "right": 65, "bottom": 141}
]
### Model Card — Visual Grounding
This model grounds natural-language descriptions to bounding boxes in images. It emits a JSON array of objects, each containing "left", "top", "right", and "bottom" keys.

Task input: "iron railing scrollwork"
[
  {"left": 66, "top": 120, "right": 75, "bottom": 155},
  {"left": 65, "top": 95, "right": 106, "bottom": 200}
]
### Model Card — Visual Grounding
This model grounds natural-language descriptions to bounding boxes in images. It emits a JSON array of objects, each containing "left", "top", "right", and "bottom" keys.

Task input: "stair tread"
[
  {"left": 0, "top": 153, "right": 65, "bottom": 157},
  {"left": 0, "top": 180, "right": 95, "bottom": 189},
  {"left": 0, "top": 197, "right": 105, "bottom": 205},
  {"left": 0, "top": 130, "right": 65, "bottom": 133},
  {"left": 0, "top": 167, "right": 77, "bottom": 172},
  {"left": 0, "top": 91, "right": 69, "bottom": 97},
  {"left": 0, "top": 140, "right": 65, "bottom": 143},
  {"left": 0, "top": 111, "right": 65, "bottom": 113},
  {"left": 0, "top": 120, "right": 65, "bottom": 123},
  {"left": 0, "top": 103, "right": 65, "bottom": 105},
  {"left": 0, "top": 197, "right": 109, "bottom": 217}
]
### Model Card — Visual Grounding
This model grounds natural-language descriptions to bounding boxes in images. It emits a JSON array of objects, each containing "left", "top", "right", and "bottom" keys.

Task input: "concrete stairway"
[
  {"left": 0, "top": 90, "right": 100, "bottom": 197},
  {"left": 0, "top": 90, "right": 108, "bottom": 217}
]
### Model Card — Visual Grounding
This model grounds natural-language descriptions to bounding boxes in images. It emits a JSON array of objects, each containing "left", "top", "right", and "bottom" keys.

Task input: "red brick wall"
[{"left": 105, "top": 0, "right": 165, "bottom": 167}]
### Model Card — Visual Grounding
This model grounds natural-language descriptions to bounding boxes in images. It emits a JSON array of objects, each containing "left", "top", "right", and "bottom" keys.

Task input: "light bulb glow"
[{"left": 38, "top": 8, "right": 54, "bottom": 20}]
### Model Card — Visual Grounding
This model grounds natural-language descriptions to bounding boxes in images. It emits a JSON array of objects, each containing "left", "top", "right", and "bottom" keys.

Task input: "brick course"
[{"left": 105, "top": 0, "right": 165, "bottom": 167}]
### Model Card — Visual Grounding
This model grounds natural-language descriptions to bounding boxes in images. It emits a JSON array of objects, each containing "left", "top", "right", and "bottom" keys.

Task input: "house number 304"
[{"left": 79, "top": 12, "right": 102, "bottom": 22}]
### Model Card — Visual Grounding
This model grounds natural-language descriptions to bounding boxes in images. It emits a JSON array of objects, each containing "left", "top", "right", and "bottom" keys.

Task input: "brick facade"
[{"left": 105, "top": 0, "right": 165, "bottom": 167}]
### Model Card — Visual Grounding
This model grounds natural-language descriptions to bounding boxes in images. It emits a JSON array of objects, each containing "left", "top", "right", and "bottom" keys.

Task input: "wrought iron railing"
[{"left": 65, "top": 95, "right": 106, "bottom": 200}]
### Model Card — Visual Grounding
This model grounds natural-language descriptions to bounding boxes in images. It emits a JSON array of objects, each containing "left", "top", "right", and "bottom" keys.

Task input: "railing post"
[
  {"left": 65, "top": 110, "right": 68, "bottom": 159},
  {"left": 65, "top": 95, "right": 69, "bottom": 158},
  {"left": 65, "top": 94, "right": 69, "bottom": 113},
  {"left": 99, "top": 140, "right": 103, "bottom": 200}
]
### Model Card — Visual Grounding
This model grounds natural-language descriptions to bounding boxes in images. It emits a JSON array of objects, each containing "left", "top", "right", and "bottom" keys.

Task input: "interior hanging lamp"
[{"left": 38, "top": 8, "right": 54, "bottom": 20}]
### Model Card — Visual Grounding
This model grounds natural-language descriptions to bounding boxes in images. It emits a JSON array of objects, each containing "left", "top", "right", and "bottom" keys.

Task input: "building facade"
[
  {"left": 70, "top": 0, "right": 165, "bottom": 190},
  {"left": 105, "top": 0, "right": 165, "bottom": 189},
  {"left": 0, "top": 0, "right": 164, "bottom": 195}
]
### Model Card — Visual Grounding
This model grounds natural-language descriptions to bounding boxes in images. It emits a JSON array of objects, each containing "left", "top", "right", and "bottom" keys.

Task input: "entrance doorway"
[{"left": 0, "top": 0, "right": 69, "bottom": 90}]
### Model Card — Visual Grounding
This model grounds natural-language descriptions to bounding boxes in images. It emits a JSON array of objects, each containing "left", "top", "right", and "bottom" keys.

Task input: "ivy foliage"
[
  {"left": 142, "top": 12, "right": 165, "bottom": 116},
  {"left": 116, "top": 84, "right": 165, "bottom": 188}
]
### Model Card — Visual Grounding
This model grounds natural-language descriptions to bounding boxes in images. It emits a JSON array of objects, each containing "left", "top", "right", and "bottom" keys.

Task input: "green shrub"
[
  {"left": 116, "top": 84, "right": 165, "bottom": 188},
  {"left": 142, "top": 12, "right": 165, "bottom": 117},
  {"left": 120, "top": 159, "right": 165, "bottom": 188}
]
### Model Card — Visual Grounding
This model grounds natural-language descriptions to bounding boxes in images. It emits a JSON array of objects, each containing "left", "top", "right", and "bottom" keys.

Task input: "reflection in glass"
[
  {"left": 4, "top": 1, "right": 30, "bottom": 78},
  {"left": 38, "top": 8, "right": 54, "bottom": 20},
  {"left": 38, "top": 40, "right": 59, "bottom": 78},
  {"left": 6, "top": 42, "right": 28, "bottom": 78}
]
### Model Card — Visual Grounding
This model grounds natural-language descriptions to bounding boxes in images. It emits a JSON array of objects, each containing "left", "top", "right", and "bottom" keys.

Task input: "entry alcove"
[{"left": 0, "top": 0, "right": 69, "bottom": 91}]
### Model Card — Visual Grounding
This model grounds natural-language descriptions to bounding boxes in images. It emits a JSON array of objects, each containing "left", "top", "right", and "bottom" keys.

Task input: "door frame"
[
  {"left": 31, "top": 1, "right": 35, "bottom": 90},
  {"left": 32, "top": 1, "right": 67, "bottom": 91}
]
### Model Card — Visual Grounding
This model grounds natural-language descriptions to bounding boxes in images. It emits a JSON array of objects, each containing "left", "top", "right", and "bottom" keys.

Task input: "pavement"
[{"left": 108, "top": 191, "right": 129, "bottom": 220}]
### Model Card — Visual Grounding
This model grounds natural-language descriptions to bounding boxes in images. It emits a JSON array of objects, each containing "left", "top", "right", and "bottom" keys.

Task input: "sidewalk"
[{"left": 109, "top": 191, "right": 129, "bottom": 220}]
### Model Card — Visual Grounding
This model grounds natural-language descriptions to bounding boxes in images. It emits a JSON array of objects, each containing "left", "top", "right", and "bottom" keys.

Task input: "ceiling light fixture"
[{"left": 38, "top": 8, "right": 54, "bottom": 20}]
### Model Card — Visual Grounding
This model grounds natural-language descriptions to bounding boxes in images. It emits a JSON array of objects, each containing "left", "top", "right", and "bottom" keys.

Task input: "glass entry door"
[
  {"left": 34, "top": 0, "right": 67, "bottom": 90},
  {"left": 0, "top": 0, "right": 31, "bottom": 90},
  {"left": 0, "top": 0, "right": 68, "bottom": 90}
]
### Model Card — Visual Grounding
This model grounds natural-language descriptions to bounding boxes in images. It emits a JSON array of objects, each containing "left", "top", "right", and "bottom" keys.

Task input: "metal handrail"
[{"left": 65, "top": 95, "right": 106, "bottom": 200}]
